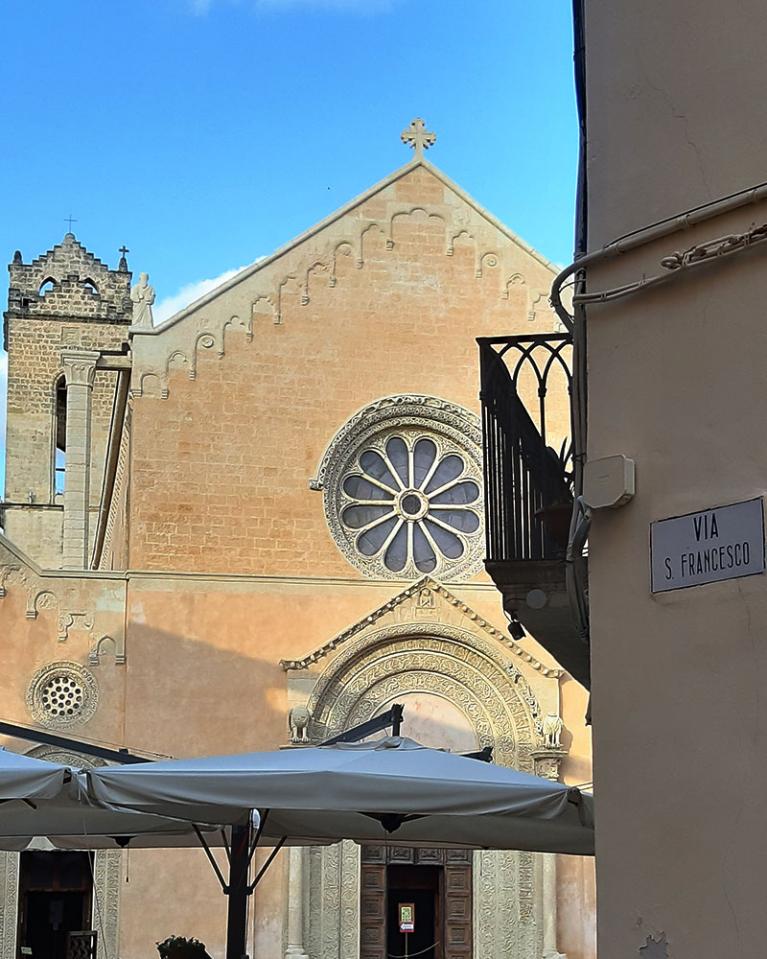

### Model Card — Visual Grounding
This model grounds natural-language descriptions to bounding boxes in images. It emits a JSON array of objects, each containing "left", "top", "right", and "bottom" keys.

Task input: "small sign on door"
[{"left": 398, "top": 902, "right": 415, "bottom": 934}]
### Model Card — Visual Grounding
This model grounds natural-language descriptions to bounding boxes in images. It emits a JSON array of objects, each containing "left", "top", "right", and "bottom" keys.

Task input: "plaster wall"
[{"left": 583, "top": 1, "right": 767, "bottom": 954}]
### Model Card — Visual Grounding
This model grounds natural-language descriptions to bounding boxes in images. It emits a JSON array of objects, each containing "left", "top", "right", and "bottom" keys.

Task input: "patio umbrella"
[
  {"left": 86, "top": 736, "right": 593, "bottom": 959},
  {"left": 85, "top": 736, "right": 592, "bottom": 852},
  {"left": 0, "top": 746, "right": 70, "bottom": 801},
  {"left": 0, "top": 747, "right": 227, "bottom": 851}
]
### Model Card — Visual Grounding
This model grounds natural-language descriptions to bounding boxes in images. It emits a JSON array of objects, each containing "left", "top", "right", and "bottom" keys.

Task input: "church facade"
[{"left": 0, "top": 128, "right": 594, "bottom": 959}]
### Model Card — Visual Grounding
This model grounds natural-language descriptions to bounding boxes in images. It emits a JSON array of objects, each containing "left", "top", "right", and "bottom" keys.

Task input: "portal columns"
[
  {"left": 284, "top": 846, "right": 309, "bottom": 959},
  {"left": 533, "top": 748, "right": 569, "bottom": 959}
]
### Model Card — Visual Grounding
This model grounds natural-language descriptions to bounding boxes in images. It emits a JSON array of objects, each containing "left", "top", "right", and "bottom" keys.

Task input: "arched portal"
[{"left": 299, "top": 623, "right": 547, "bottom": 959}]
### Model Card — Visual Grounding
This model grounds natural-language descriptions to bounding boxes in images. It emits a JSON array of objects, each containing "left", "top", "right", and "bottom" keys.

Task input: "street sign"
[
  {"left": 651, "top": 496, "right": 765, "bottom": 593},
  {"left": 398, "top": 902, "right": 415, "bottom": 934}
]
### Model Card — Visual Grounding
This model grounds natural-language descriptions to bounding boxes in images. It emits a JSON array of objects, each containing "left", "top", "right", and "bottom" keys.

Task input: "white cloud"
[{"left": 153, "top": 264, "right": 254, "bottom": 325}]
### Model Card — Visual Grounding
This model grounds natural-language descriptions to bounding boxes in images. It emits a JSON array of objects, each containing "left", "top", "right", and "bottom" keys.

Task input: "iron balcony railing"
[{"left": 478, "top": 333, "right": 574, "bottom": 563}]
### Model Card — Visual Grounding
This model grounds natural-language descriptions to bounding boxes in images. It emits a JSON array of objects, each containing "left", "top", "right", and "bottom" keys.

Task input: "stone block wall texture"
[
  {"left": 122, "top": 165, "right": 570, "bottom": 575},
  {"left": 3, "top": 235, "right": 131, "bottom": 566}
]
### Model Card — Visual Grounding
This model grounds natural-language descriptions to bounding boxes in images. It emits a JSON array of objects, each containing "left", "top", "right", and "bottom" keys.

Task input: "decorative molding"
[
  {"left": 26, "top": 661, "right": 99, "bottom": 728},
  {"left": 531, "top": 748, "right": 568, "bottom": 782},
  {"left": 0, "top": 565, "right": 26, "bottom": 598},
  {"left": 26, "top": 588, "right": 59, "bottom": 619},
  {"left": 93, "top": 850, "right": 121, "bottom": 959},
  {"left": 0, "top": 853, "right": 19, "bottom": 959},
  {"left": 57, "top": 610, "right": 94, "bottom": 644},
  {"left": 303, "top": 619, "right": 546, "bottom": 959},
  {"left": 129, "top": 172, "right": 559, "bottom": 400},
  {"left": 61, "top": 349, "right": 100, "bottom": 389},
  {"left": 280, "top": 576, "right": 561, "bottom": 678},
  {"left": 306, "top": 627, "right": 543, "bottom": 761},
  {"left": 311, "top": 394, "right": 485, "bottom": 582},
  {"left": 89, "top": 634, "right": 126, "bottom": 666}
]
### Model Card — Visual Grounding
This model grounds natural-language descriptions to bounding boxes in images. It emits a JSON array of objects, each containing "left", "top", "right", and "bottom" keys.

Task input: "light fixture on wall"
[{"left": 504, "top": 609, "right": 526, "bottom": 641}]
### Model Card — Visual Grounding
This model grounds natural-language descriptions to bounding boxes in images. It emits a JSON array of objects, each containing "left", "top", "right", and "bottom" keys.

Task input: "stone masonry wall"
[
  {"left": 124, "top": 164, "right": 570, "bottom": 575},
  {"left": 3, "top": 234, "right": 131, "bottom": 566}
]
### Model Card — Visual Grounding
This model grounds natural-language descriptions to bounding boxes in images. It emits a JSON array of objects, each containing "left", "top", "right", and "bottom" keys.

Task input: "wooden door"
[
  {"left": 360, "top": 846, "right": 473, "bottom": 959},
  {"left": 442, "top": 851, "right": 472, "bottom": 959},
  {"left": 360, "top": 860, "right": 387, "bottom": 959}
]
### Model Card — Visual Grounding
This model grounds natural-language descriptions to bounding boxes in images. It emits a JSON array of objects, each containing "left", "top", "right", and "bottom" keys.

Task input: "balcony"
[{"left": 478, "top": 333, "right": 590, "bottom": 688}]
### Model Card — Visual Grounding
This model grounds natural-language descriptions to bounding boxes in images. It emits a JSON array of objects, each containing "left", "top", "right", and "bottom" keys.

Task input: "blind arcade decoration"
[{"left": 651, "top": 496, "right": 765, "bottom": 593}]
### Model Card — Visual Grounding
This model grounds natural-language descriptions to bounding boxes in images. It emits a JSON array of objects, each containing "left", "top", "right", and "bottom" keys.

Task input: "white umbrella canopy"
[
  {"left": 0, "top": 747, "right": 227, "bottom": 851},
  {"left": 86, "top": 736, "right": 594, "bottom": 856},
  {"left": 0, "top": 746, "right": 70, "bottom": 801}
]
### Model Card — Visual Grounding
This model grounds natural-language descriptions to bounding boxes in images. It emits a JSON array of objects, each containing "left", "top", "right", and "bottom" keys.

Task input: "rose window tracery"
[
  {"left": 341, "top": 435, "right": 481, "bottom": 575},
  {"left": 316, "top": 395, "right": 484, "bottom": 580}
]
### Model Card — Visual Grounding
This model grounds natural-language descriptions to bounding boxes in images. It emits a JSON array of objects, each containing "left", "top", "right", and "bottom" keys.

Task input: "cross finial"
[
  {"left": 64, "top": 214, "right": 78, "bottom": 234},
  {"left": 118, "top": 245, "right": 130, "bottom": 272},
  {"left": 401, "top": 118, "right": 436, "bottom": 160}
]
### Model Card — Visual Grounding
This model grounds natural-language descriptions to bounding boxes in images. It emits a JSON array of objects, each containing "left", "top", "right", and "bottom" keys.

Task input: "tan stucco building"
[
  {"left": 563, "top": 2, "right": 767, "bottom": 957},
  {"left": 0, "top": 129, "right": 594, "bottom": 959}
]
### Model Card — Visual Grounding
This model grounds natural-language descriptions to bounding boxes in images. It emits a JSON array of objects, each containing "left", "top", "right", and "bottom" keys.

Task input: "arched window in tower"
[
  {"left": 39, "top": 277, "right": 57, "bottom": 296},
  {"left": 54, "top": 376, "right": 67, "bottom": 496},
  {"left": 81, "top": 278, "right": 98, "bottom": 295}
]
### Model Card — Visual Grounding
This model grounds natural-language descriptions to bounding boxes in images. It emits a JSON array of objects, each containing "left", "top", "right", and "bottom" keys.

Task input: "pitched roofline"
[
  {"left": 0, "top": 532, "right": 43, "bottom": 577},
  {"left": 280, "top": 575, "right": 561, "bottom": 677},
  {"left": 135, "top": 158, "right": 560, "bottom": 338}
]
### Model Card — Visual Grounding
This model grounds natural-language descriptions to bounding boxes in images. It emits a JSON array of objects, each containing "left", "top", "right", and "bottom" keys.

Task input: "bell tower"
[{"left": 2, "top": 233, "right": 132, "bottom": 568}]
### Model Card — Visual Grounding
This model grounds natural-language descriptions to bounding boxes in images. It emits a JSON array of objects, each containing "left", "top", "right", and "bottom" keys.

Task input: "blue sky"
[{"left": 0, "top": 0, "right": 578, "bottom": 493}]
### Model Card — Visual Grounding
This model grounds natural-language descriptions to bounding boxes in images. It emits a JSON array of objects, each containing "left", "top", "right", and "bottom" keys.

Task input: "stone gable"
[{"left": 115, "top": 161, "right": 570, "bottom": 576}]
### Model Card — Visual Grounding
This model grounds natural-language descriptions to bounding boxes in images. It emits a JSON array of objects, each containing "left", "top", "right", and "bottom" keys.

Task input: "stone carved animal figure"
[
  {"left": 288, "top": 704, "right": 311, "bottom": 743},
  {"left": 542, "top": 713, "right": 564, "bottom": 749}
]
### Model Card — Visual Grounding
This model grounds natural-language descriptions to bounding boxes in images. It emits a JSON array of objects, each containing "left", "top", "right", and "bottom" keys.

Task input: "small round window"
[
  {"left": 317, "top": 396, "right": 484, "bottom": 581},
  {"left": 26, "top": 662, "right": 98, "bottom": 728}
]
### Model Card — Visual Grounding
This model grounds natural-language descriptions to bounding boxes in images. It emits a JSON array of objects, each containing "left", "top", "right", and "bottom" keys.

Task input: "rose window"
[
  {"left": 340, "top": 434, "right": 481, "bottom": 576},
  {"left": 27, "top": 662, "right": 98, "bottom": 728},
  {"left": 41, "top": 674, "right": 85, "bottom": 720}
]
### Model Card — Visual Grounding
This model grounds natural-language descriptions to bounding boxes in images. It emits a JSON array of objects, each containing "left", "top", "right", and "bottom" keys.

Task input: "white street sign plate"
[{"left": 651, "top": 497, "right": 765, "bottom": 593}]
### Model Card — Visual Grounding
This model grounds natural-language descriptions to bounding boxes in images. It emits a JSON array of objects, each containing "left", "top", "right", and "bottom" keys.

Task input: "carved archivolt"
[
  {"left": 306, "top": 623, "right": 543, "bottom": 761},
  {"left": 313, "top": 395, "right": 484, "bottom": 582},
  {"left": 302, "top": 621, "right": 546, "bottom": 959}
]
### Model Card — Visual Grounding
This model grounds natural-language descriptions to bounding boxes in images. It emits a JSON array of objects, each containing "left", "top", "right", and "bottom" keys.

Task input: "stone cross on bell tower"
[{"left": 401, "top": 117, "right": 436, "bottom": 160}]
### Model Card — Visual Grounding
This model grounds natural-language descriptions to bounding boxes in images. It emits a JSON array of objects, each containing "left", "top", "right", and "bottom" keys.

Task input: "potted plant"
[{"left": 157, "top": 936, "right": 213, "bottom": 959}]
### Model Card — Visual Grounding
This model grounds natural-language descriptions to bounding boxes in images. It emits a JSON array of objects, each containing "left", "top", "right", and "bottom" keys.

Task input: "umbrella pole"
[{"left": 225, "top": 823, "right": 251, "bottom": 959}]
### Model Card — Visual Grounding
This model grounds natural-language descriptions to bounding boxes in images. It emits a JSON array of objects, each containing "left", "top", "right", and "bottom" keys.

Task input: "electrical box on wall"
[{"left": 583, "top": 454, "right": 635, "bottom": 509}]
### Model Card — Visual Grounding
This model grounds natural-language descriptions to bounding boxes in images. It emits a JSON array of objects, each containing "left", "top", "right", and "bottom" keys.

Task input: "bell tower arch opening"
[{"left": 53, "top": 374, "right": 67, "bottom": 497}]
